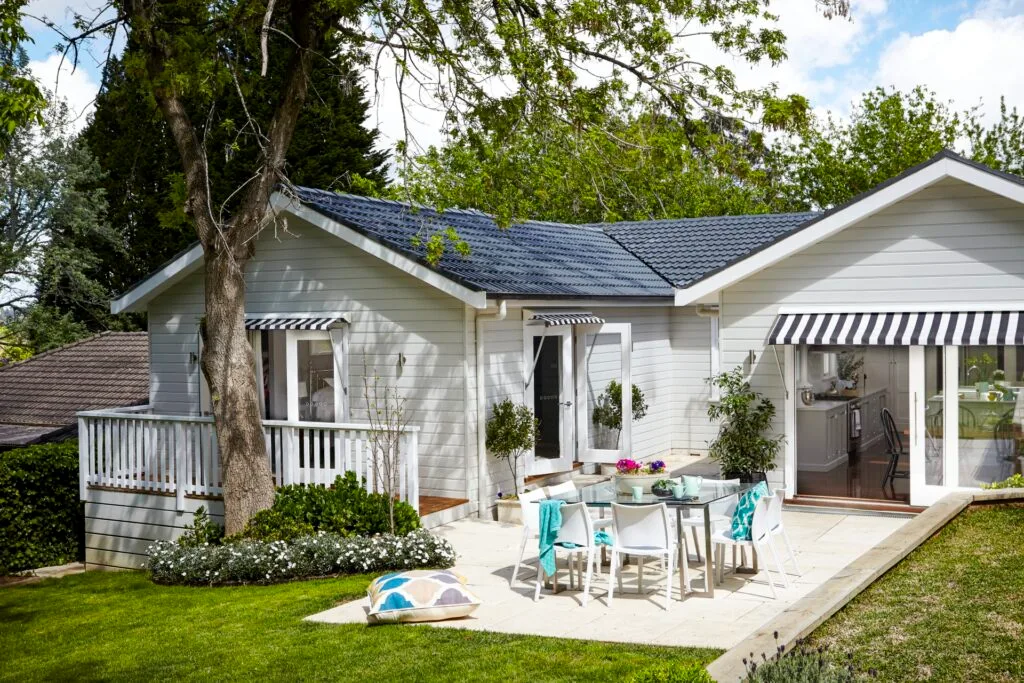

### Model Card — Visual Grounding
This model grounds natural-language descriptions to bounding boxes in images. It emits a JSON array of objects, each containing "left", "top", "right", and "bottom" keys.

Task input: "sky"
[{"left": 17, "top": 0, "right": 1024, "bottom": 152}]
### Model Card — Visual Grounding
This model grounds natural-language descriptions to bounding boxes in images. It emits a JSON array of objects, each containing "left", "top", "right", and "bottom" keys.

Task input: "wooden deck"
[{"left": 418, "top": 495, "right": 469, "bottom": 517}]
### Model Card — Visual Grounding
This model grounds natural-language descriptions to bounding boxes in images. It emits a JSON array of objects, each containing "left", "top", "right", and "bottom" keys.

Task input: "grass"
[
  {"left": 0, "top": 571, "right": 719, "bottom": 682},
  {"left": 809, "top": 504, "right": 1024, "bottom": 682}
]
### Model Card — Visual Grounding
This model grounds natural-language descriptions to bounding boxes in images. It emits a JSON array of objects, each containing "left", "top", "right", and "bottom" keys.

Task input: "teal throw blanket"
[{"left": 537, "top": 499, "right": 564, "bottom": 577}]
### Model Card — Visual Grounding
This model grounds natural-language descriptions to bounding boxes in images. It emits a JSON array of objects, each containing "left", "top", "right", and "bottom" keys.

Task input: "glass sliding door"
[
  {"left": 575, "top": 323, "right": 632, "bottom": 462},
  {"left": 957, "top": 345, "right": 1021, "bottom": 486}
]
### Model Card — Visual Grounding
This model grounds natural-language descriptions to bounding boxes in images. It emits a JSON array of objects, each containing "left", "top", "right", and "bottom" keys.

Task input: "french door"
[
  {"left": 523, "top": 326, "right": 575, "bottom": 475},
  {"left": 522, "top": 320, "right": 634, "bottom": 474}
]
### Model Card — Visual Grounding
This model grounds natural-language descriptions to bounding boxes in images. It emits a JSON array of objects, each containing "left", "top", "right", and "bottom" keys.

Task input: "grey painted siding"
[
  {"left": 85, "top": 488, "right": 223, "bottom": 570},
  {"left": 148, "top": 216, "right": 471, "bottom": 500},
  {"left": 720, "top": 178, "right": 1024, "bottom": 484},
  {"left": 670, "top": 308, "right": 718, "bottom": 455}
]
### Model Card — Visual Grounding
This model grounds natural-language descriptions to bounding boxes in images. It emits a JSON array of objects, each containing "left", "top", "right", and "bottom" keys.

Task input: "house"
[
  {"left": 80, "top": 150, "right": 1024, "bottom": 568},
  {"left": 0, "top": 331, "right": 149, "bottom": 450}
]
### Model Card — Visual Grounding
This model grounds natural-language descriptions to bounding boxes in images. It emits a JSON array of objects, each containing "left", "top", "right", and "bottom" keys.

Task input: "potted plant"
[
  {"left": 837, "top": 351, "right": 864, "bottom": 395},
  {"left": 707, "top": 368, "right": 784, "bottom": 483},
  {"left": 485, "top": 398, "right": 539, "bottom": 523},
  {"left": 592, "top": 380, "right": 648, "bottom": 448},
  {"left": 613, "top": 458, "right": 667, "bottom": 494}
]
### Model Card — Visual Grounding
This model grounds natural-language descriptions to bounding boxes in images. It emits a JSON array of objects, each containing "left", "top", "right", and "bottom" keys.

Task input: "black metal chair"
[{"left": 881, "top": 407, "right": 910, "bottom": 494}]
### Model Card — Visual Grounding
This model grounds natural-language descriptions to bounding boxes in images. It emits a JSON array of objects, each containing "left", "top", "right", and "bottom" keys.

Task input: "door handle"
[{"left": 561, "top": 401, "right": 573, "bottom": 407}]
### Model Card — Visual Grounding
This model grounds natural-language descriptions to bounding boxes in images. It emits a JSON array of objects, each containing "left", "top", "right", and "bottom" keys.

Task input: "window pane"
[
  {"left": 958, "top": 345, "right": 1021, "bottom": 487},
  {"left": 924, "top": 347, "right": 943, "bottom": 486},
  {"left": 298, "top": 338, "right": 335, "bottom": 422},
  {"left": 584, "top": 332, "right": 624, "bottom": 450}
]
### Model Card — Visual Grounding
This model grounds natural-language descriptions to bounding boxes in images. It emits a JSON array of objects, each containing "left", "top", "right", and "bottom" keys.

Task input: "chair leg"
[
  {"left": 765, "top": 538, "right": 790, "bottom": 591},
  {"left": 732, "top": 545, "right": 737, "bottom": 573},
  {"left": 679, "top": 533, "right": 690, "bottom": 596},
  {"left": 638, "top": 556, "right": 645, "bottom": 594},
  {"left": 755, "top": 543, "right": 778, "bottom": 599},
  {"left": 608, "top": 549, "right": 618, "bottom": 605},
  {"left": 715, "top": 545, "right": 724, "bottom": 585},
  {"left": 582, "top": 548, "right": 594, "bottom": 607},
  {"left": 690, "top": 526, "right": 702, "bottom": 563},
  {"left": 512, "top": 526, "right": 529, "bottom": 587},
  {"left": 664, "top": 551, "right": 674, "bottom": 610},
  {"left": 781, "top": 528, "right": 802, "bottom": 576},
  {"left": 534, "top": 564, "right": 545, "bottom": 602}
]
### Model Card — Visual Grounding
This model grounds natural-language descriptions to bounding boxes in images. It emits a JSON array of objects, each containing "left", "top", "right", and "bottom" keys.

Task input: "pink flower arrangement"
[
  {"left": 615, "top": 458, "right": 641, "bottom": 475},
  {"left": 615, "top": 459, "right": 666, "bottom": 475}
]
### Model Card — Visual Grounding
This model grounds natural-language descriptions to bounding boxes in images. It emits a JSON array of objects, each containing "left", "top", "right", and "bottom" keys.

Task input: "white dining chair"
[
  {"left": 766, "top": 488, "right": 801, "bottom": 582},
  {"left": 675, "top": 478, "right": 740, "bottom": 562},
  {"left": 710, "top": 495, "right": 785, "bottom": 599},
  {"left": 510, "top": 488, "right": 548, "bottom": 586},
  {"left": 533, "top": 502, "right": 599, "bottom": 606},
  {"left": 608, "top": 502, "right": 676, "bottom": 610},
  {"left": 545, "top": 480, "right": 612, "bottom": 529}
]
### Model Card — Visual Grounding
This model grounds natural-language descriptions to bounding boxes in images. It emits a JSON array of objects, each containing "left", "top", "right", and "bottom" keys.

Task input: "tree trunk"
[{"left": 200, "top": 245, "right": 274, "bottom": 535}]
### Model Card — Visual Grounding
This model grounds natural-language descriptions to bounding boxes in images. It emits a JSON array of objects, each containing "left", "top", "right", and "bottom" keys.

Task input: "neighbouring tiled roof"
[
  {"left": 293, "top": 188, "right": 676, "bottom": 298},
  {"left": 601, "top": 212, "right": 820, "bottom": 288},
  {"left": 0, "top": 332, "right": 149, "bottom": 431}
]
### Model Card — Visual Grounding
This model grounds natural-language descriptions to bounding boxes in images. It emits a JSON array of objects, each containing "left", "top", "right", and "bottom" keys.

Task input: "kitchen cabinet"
[{"left": 797, "top": 401, "right": 849, "bottom": 472}]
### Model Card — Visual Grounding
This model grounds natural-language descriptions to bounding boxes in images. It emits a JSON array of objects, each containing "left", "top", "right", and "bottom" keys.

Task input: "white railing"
[{"left": 78, "top": 406, "right": 420, "bottom": 513}]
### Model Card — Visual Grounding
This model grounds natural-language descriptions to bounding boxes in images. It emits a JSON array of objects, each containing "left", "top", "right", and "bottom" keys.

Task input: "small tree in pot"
[
  {"left": 486, "top": 399, "right": 539, "bottom": 499},
  {"left": 707, "top": 368, "right": 783, "bottom": 483}
]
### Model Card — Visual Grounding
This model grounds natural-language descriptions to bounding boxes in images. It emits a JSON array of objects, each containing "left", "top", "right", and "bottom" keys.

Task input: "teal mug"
[
  {"left": 631, "top": 485, "right": 644, "bottom": 502},
  {"left": 671, "top": 483, "right": 685, "bottom": 499},
  {"left": 683, "top": 475, "right": 703, "bottom": 497}
]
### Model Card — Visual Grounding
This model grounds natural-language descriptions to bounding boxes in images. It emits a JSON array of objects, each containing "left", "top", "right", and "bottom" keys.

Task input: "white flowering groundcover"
[{"left": 146, "top": 529, "right": 457, "bottom": 586}]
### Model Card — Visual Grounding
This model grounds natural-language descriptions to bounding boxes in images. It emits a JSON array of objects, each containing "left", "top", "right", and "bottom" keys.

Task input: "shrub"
[
  {"left": 742, "top": 634, "right": 874, "bottom": 682},
  {"left": 708, "top": 368, "right": 783, "bottom": 478},
  {"left": 982, "top": 473, "right": 1024, "bottom": 490},
  {"left": 485, "top": 398, "right": 538, "bottom": 497},
  {"left": 629, "top": 662, "right": 713, "bottom": 682},
  {"left": 177, "top": 506, "right": 224, "bottom": 548},
  {"left": 146, "top": 529, "right": 456, "bottom": 585},
  {"left": 237, "top": 472, "right": 420, "bottom": 542},
  {"left": 593, "top": 380, "right": 649, "bottom": 431},
  {"left": 0, "top": 440, "right": 82, "bottom": 574}
]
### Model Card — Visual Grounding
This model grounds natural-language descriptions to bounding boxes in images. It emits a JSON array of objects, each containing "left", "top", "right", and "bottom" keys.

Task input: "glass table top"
[{"left": 544, "top": 479, "right": 753, "bottom": 508}]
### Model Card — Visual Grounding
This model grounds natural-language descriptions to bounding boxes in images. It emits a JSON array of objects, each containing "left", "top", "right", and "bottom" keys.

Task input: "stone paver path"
[{"left": 307, "top": 509, "right": 907, "bottom": 649}]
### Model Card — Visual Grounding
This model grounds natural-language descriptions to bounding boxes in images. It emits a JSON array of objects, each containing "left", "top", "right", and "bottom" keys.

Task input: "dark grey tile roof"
[
  {"left": 293, "top": 188, "right": 675, "bottom": 298},
  {"left": 0, "top": 332, "right": 149, "bottom": 431},
  {"left": 601, "top": 212, "right": 820, "bottom": 287}
]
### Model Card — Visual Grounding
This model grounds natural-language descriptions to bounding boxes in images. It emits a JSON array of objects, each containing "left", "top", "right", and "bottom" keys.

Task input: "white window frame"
[
  {"left": 283, "top": 327, "right": 349, "bottom": 423},
  {"left": 575, "top": 322, "right": 632, "bottom": 463}
]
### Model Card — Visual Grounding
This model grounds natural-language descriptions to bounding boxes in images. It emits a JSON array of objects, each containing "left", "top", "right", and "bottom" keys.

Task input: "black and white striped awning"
[
  {"left": 530, "top": 312, "right": 605, "bottom": 327},
  {"left": 767, "top": 311, "right": 1024, "bottom": 346},
  {"left": 244, "top": 315, "right": 347, "bottom": 331}
]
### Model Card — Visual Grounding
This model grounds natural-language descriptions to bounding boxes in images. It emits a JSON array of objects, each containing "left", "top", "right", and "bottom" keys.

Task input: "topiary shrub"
[
  {"left": 0, "top": 440, "right": 83, "bottom": 574},
  {"left": 629, "top": 662, "right": 713, "bottom": 682},
  {"left": 236, "top": 472, "right": 420, "bottom": 542}
]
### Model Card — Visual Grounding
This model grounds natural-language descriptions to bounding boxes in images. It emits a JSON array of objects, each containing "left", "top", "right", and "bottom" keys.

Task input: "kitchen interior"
[{"left": 795, "top": 345, "right": 910, "bottom": 503}]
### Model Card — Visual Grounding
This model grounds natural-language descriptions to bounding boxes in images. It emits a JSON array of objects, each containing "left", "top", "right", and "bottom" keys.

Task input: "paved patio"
[{"left": 307, "top": 508, "right": 907, "bottom": 649}]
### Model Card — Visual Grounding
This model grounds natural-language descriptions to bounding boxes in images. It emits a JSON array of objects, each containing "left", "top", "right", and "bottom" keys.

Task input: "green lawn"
[
  {"left": 0, "top": 571, "right": 718, "bottom": 682},
  {"left": 810, "top": 505, "right": 1024, "bottom": 682}
]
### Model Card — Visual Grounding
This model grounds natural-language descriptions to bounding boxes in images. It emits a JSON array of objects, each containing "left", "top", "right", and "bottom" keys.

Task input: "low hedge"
[
  {"left": 146, "top": 529, "right": 456, "bottom": 586},
  {"left": 239, "top": 472, "right": 421, "bottom": 542},
  {"left": 0, "top": 440, "right": 82, "bottom": 574}
]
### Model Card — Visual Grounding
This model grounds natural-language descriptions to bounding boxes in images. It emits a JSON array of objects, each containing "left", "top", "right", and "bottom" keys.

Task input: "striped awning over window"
[
  {"left": 244, "top": 315, "right": 346, "bottom": 331},
  {"left": 767, "top": 311, "right": 1024, "bottom": 346},
  {"left": 530, "top": 312, "right": 605, "bottom": 327}
]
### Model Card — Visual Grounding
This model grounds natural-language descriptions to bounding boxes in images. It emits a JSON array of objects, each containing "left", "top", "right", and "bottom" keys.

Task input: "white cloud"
[
  {"left": 29, "top": 53, "right": 100, "bottom": 133},
  {"left": 871, "top": 11, "right": 1024, "bottom": 122}
]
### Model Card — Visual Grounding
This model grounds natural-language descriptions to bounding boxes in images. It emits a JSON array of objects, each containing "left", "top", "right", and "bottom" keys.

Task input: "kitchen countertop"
[{"left": 797, "top": 399, "right": 849, "bottom": 412}]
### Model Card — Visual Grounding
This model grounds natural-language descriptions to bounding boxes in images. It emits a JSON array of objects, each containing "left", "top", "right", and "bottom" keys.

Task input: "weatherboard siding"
[
  {"left": 720, "top": 178, "right": 1024, "bottom": 484},
  {"left": 670, "top": 308, "right": 719, "bottom": 456},
  {"left": 147, "top": 216, "right": 470, "bottom": 500}
]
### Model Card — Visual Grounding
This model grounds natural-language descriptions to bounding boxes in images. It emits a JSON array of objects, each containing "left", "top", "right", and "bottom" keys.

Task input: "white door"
[
  {"left": 575, "top": 322, "right": 632, "bottom": 463},
  {"left": 524, "top": 326, "right": 575, "bottom": 475},
  {"left": 909, "top": 345, "right": 959, "bottom": 506}
]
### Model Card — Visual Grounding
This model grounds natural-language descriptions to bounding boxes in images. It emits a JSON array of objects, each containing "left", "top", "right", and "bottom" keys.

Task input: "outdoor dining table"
[{"left": 546, "top": 479, "right": 755, "bottom": 598}]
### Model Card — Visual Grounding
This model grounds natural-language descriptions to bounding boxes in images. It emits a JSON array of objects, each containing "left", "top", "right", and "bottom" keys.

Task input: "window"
[{"left": 956, "top": 345, "right": 1021, "bottom": 487}]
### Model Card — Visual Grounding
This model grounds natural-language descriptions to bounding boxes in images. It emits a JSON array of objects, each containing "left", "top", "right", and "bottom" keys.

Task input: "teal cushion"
[{"left": 730, "top": 482, "right": 770, "bottom": 541}]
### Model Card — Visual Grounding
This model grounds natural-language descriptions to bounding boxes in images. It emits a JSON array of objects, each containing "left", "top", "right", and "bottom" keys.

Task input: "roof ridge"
[
  {"left": 0, "top": 331, "right": 146, "bottom": 374},
  {"left": 597, "top": 210, "right": 821, "bottom": 231}
]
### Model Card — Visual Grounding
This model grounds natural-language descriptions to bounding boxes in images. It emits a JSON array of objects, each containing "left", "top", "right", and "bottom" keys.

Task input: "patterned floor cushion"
[{"left": 367, "top": 569, "right": 481, "bottom": 624}]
